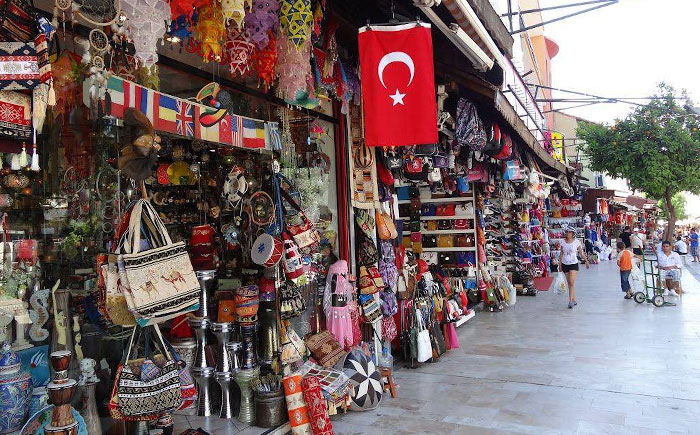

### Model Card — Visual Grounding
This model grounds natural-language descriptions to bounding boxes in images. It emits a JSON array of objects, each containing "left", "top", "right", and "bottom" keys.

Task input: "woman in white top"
[{"left": 559, "top": 226, "right": 590, "bottom": 309}]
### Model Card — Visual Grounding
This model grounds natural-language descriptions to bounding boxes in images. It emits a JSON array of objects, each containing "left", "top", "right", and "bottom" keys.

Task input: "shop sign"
[{"left": 551, "top": 131, "right": 564, "bottom": 162}]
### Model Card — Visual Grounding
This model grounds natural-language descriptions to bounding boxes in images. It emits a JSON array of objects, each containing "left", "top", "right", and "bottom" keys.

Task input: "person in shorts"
[
  {"left": 689, "top": 228, "right": 699, "bottom": 262},
  {"left": 559, "top": 226, "right": 590, "bottom": 309},
  {"left": 616, "top": 241, "right": 633, "bottom": 299},
  {"left": 658, "top": 240, "right": 682, "bottom": 297},
  {"left": 630, "top": 228, "right": 645, "bottom": 258}
]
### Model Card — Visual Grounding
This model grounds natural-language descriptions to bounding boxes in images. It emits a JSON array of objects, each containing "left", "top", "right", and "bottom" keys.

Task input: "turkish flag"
[{"left": 359, "top": 23, "right": 438, "bottom": 147}]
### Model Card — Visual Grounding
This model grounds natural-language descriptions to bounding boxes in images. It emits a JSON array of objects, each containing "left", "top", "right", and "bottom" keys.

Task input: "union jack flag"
[{"left": 176, "top": 100, "right": 195, "bottom": 137}]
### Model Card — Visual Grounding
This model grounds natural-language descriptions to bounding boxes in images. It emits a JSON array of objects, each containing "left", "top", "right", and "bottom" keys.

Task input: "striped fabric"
[
  {"left": 283, "top": 373, "right": 312, "bottom": 435},
  {"left": 442, "top": 0, "right": 492, "bottom": 56}
]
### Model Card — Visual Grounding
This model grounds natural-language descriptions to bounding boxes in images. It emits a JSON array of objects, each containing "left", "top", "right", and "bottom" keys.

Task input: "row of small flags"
[{"left": 84, "top": 76, "right": 270, "bottom": 149}]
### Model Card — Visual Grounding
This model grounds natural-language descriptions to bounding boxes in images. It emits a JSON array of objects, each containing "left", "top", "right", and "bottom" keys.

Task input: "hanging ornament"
[
  {"left": 279, "top": 0, "right": 311, "bottom": 49},
  {"left": 254, "top": 31, "right": 277, "bottom": 90},
  {"left": 244, "top": 0, "right": 279, "bottom": 48},
  {"left": 194, "top": 2, "right": 225, "bottom": 62},
  {"left": 169, "top": 0, "right": 211, "bottom": 20},
  {"left": 223, "top": 26, "right": 255, "bottom": 76},
  {"left": 30, "top": 144, "right": 40, "bottom": 172},
  {"left": 276, "top": 37, "right": 315, "bottom": 106},
  {"left": 121, "top": 0, "right": 171, "bottom": 69},
  {"left": 221, "top": 0, "right": 250, "bottom": 28},
  {"left": 169, "top": 15, "right": 192, "bottom": 41}
]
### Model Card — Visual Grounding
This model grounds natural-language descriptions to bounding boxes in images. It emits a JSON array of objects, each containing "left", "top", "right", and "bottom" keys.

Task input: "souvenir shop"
[{"left": 0, "top": 0, "right": 577, "bottom": 434}]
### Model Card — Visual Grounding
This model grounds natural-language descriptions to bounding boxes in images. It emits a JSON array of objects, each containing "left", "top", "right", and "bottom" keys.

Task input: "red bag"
[{"left": 377, "top": 160, "right": 395, "bottom": 186}]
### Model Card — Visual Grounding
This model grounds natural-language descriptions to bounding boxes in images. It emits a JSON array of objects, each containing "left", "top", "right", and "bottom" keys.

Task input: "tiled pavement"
[{"left": 175, "top": 260, "right": 700, "bottom": 434}]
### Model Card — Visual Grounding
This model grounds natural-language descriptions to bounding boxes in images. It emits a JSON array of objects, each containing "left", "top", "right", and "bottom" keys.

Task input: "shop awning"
[{"left": 441, "top": 0, "right": 510, "bottom": 64}]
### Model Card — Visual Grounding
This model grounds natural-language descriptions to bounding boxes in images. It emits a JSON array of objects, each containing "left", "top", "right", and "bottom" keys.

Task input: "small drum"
[{"left": 251, "top": 233, "right": 283, "bottom": 267}]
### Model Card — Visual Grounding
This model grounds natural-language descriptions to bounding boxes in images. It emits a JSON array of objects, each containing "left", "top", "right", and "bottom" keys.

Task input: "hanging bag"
[
  {"left": 119, "top": 199, "right": 200, "bottom": 325},
  {"left": 414, "top": 308, "right": 432, "bottom": 363},
  {"left": 112, "top": 325, "right": 182, "bottom": 419},
  {"left": 455, "top": 98, "right": 486, "bottom": 151},
  {"left": 279, "top": 187, "right": 321, "bottom": 254}
]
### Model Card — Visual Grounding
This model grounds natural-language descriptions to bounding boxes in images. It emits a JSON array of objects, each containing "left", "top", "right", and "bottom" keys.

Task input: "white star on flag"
[{"left": 390, "top": 89, "right": 406, "bottom": 106}]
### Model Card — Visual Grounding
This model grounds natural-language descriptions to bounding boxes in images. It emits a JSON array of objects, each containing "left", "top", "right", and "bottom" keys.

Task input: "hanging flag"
[
  {"left": 231, "top": 115, "right": 243, "bottom": 147},
  {"left": 157, "top": 95, "right": 178, "bottom": 133},
  {"left": 106, "top": 75, "right": 131, "bottom": 118},
  {"left": 242, "top": 118, "right": 266, "bottom": 148},
  {"left": 131, "top": 84, "right": 159, "bottom": 124},
  {"left": 176, "top": 100, "right": 195, "bottom": 137},
  {"left": 358, "top": 22, "right": 438, "bottom": 147},
  {"left": 219, "top": 114, "right": 233, "bottom": 145},
  {"left": 196, "top": 106, "right": 220, "bottom": 142}
]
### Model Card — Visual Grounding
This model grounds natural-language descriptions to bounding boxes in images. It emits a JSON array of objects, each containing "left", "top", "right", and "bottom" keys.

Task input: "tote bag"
[
  {"left": 414, "top": 308, "right": 432, "bottom": 363},
  {"left": 119, "top": 200, "right": 200, "bottom": 325}
]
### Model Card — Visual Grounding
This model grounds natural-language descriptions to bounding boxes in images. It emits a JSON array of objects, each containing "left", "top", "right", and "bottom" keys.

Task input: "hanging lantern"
[
  {"left": 279, "top": 0, "right": 312, "bottom": 49},
  {"left": 254, "top": 31, "right": 277, "bottom": 90},
  {"left": 276, "top": 37, "right": 315, "bottom": 105},
  {"left": 221, "top": 0, "right": 250, "bottom": 28},
  {"left": 121, "top": 0, "right": 171, "bottom": 69},
  {"left": 194, "top": 2, "right": 226, "bottom": 62},
  {"left": 223, "top": 26, "right": 255, "bottom": 76},
  {"left": 244, "top": 0, "right": 279, "bottom": 48}
]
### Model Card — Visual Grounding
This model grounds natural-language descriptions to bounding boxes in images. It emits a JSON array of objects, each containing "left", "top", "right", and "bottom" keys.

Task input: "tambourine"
[{"left": 251, "top": 233, "right": 283, "bottom": 267}]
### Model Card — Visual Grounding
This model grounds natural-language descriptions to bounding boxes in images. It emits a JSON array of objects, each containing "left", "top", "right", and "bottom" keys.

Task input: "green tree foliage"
[
  {"left": 657, "top": 193, "right": 687, "bottom": 220},
  {"left": 577, "top": 84, "right": 700, "bottom": 238}
]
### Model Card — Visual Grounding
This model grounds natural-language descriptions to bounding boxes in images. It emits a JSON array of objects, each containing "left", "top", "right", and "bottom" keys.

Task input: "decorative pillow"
[
  {"left": 343, "top": 348, "right": 383, "bottom": 411},
  {"left": 305, "top": 331, "right": 347, "bottom": 368}
]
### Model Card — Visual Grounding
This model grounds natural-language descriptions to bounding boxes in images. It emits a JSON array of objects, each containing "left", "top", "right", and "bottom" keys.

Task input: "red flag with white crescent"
[{"left": 358, "top": 23, "right": 438, "bottom": 147}]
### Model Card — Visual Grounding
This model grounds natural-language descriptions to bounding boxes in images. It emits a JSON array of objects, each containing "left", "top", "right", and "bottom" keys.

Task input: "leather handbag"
[
  {"left": 437, "top": 235, "right": 454, "bottom": 248},
  {"left": 376, "top": 208, "right": 398, "bottom": 240},
  {"left": 113, "top": 326, "right": 182, "bottom": 419},
  {"left": 118, "top": 200, "right": 200, "bottom": 326},
  {"left": 423, "top": 235, "right": 437, "bottom": 248}
]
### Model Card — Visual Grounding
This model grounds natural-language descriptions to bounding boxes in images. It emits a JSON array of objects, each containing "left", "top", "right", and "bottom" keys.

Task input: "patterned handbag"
[
  {"left": 113, "top": 325, "right": 182, "bottom": 419},
  {"left": 119, "top": 200, "right": 200, "bottom": 326}
]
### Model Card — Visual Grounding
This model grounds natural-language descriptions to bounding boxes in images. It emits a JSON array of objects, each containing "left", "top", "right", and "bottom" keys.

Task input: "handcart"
[{"left": 633, "top": 254, "right": 676, "bottom": 307}]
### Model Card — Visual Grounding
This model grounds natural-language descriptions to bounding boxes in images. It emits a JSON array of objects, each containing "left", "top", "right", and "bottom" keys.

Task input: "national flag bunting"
[
  {"left": 242, "top": 118, "right": 266, "bottom": 148},
  {"left": 231, "top": 115, "right": 243, "bottom": 147},
  {"left": 157, "top": 95, "right": 178, "bottom": 133},
  {"left": 176, "top": 100, "right": 195, "bottom": 137}
]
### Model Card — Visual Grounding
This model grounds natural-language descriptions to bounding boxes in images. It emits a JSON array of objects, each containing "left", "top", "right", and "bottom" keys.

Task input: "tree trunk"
[{"left": 663, "top": 187, "right": 677, "bottom": 242}]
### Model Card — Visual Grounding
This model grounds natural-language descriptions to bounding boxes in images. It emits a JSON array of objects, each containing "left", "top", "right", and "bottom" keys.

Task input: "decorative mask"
[
  {"left": 223, "top": 26, "right": 254, "bottom": 76},
  {"left": 119, "top": 108, "right": 161, "bottom": 181},
  {"left": 244, "top": 0, "right": 279, "bottom": 48},
  {"left": 221, "top": 0, "right": 250, "bottom": 28},
  {"left": 121, "top": 0, "right": 171, "bottom": 68},
  {"left": 194, "top": 2, "right": 226, "bottom": 62},
  {"left": 280, "top": 0, "right": 312, "bottom": 49},
  {"left": 254, "top": 31, "right": 277, "bottom": 90}
]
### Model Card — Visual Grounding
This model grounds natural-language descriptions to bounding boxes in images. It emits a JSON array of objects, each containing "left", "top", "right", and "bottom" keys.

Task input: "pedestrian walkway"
[{"left": 332, "top": 261, "right": 700, "bottom": 435}]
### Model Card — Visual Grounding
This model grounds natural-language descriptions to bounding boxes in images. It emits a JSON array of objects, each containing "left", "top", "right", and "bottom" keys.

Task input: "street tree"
[
  {"left": 657, "top": 193, "right": 687, "bottom": 221},
  {"left": 577, "top": 84, "right": 700, "bottom": 240}
]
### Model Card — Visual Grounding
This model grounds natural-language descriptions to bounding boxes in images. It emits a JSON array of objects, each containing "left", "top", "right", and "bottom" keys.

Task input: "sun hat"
[{"left": 564, "top": 225, "right": 576, "bottom": 233}]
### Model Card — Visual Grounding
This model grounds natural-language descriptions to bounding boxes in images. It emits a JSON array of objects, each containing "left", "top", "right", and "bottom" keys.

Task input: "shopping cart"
[{"left": 632, "top": 254, "right": 676, "bottom": 307}]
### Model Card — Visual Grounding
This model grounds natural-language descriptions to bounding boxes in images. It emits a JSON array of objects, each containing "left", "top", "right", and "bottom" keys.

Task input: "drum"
[{"left": 251, "top": 233, "right": 283, "bottom": 267}]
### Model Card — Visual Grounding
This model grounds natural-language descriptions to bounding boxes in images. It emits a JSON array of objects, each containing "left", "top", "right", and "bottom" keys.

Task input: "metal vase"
[
  {"left": 195, "top": 270, "right": 217, "bottom": 318},
  {"left": 257, "top": 301, "right": 279, "bottom": 365},
  {"left": 233, "top": 366, "right": 259, "bottom": 424},
  {"left": 254, "top": 390, "right": 287, "bottom": 428},
  {"left": 210, "top": 322, "right": 233, "bottom": 373},
  {"left": 189, "top": 317, "right": 211, "bottom": 370},
  {"left": 192, "top": 367, "right": 215, "bottom": 417},
  {"left": 225, "top": 341, "right": 242, "bottom": 373},
  {"left": 239, "top": 324, "right": 258, "bottom": 369},
  {"left": 216, "top": 371, "right": 235, "bottom": 419}
]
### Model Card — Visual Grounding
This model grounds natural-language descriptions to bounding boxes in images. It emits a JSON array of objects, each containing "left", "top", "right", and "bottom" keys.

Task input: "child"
[{"left": 616, "top": 241, "right": 633, "bottom": 299}]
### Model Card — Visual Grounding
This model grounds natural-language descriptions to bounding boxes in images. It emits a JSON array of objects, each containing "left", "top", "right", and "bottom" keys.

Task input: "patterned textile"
[
  {"left": 305, "top": 330, "right": 346, "bottom": 368},
  {"left": 283, "top": 373, "right": 312, "bottom": 435},
  {"left": 280, "top": 0, "right": 312, "bottom": 48},
  {"left": 301, "top": 376, "right": 334, "bottom": 435},
  {"left": 116, "top": 359, "right": 182, "bottom": 416},
  {"left": 343, "top": 348, "right": 383, "bottom": 411},
  {"left": 34, "top": 34, "right": 51, "bottom": 83},
  {"left": 0, "top": 0, "right": 36, "bottom": 42},
  {"left": 0, "top": 90, "right": 30, "bottom": 140},
  {"left": 299, "top": 360, "right": 351, "bottom": 402},
  {"left": 0, "top": 42, "right": 39, "bottom": 90}
]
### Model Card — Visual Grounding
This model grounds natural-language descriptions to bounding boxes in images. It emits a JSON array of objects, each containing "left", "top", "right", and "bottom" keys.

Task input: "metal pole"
[
  {"left": 501, "top": 0, "right": 617, "bottom": 16},
  {"left": 510, "top": 1, "right": 618, "bottom": 34}
]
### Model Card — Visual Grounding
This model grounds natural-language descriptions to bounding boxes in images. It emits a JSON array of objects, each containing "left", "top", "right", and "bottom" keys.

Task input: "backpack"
[{"left": 455, "top": 98, "right": 486, "bottom": 151}]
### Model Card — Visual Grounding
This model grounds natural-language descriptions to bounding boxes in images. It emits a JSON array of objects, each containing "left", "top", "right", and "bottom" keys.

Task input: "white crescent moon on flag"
[{"left": 377, "top": 51, "right": 415, "bottom": 89}]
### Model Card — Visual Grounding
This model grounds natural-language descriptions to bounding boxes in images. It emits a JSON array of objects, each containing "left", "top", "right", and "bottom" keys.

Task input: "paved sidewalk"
[{"left": 331, "top": 261, "right": 700, "bottom": 435}]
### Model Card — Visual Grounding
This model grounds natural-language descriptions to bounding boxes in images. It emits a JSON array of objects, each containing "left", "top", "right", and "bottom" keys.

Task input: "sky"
[{"left": 539, "top": 0, "right": 700, "bottom": 217}]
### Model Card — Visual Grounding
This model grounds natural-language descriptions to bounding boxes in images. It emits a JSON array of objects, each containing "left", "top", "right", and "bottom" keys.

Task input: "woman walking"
[{"left": 560, "top": 226, "right": 590, "bottom": 309}]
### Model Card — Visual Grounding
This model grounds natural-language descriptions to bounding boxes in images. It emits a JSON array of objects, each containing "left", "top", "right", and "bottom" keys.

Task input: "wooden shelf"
[
  {"left": 397, "top": 196, "right": 473, "bottom": 204},
  {"left": 414, "top": 215, "right": 475, "bottom": 221},
  {"left": 402, "top": 229, "right": 475, "bottom": 235},
  {"left": 422, "top": 247, "right": 477, "bottom": 252}
]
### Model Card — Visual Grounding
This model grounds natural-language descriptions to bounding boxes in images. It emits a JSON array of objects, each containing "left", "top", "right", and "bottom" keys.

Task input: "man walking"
[
  {"left": 689, "top": 228, "right": 699, "bottom": 262},
  {"left": 630, "top": 228, "right": 645, "bottom": 258}
]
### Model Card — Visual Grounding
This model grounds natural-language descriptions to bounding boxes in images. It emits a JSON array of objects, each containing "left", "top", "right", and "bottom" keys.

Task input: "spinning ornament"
[
  {"left": 254, "top": 31, "right": 277, "bottom": 90},
  {"left": 121, "top": 0, "right": 171, "bottom": 68}
]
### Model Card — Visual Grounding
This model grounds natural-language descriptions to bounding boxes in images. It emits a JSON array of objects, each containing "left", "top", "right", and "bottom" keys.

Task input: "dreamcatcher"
[
  {"left": 52, "top": 0, "right": 122, "bottom": 28},
  {"left": 95, "top": 165, "right": 124, "bottom": 234}
]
